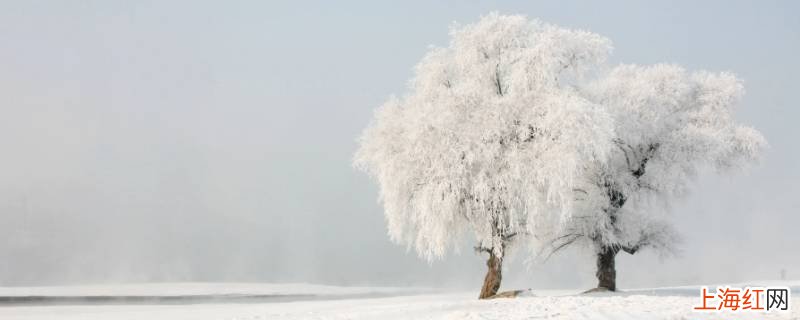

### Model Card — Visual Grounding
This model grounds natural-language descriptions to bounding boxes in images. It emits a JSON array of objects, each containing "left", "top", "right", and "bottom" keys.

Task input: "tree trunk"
[
  {"left": 478, "top": 252, "right": 503, "bottom": 299},
  {"left": 596, "top": 246, "right": 618, "bottom": 291}
]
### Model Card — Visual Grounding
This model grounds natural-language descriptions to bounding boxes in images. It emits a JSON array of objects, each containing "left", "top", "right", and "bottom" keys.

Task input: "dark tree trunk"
[
  {"left": 478, "top": 252, "right": 503, "bottom": 299},
  {"left": 596, "top": 246, "right": 619, "bottom": 291}
]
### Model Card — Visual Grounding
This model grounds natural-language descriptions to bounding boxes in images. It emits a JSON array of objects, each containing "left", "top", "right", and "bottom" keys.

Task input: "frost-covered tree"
[
  {"left": 354, "top": 13, "right": 615, "bottom": 299},
  {"left": 541, "top": 64, "right": 766, "bottom": 291}
]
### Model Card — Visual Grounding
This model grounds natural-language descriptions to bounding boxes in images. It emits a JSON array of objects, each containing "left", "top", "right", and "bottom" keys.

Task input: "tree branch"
[
  {"left": 619, "top": 244, "right": 640, "bottom": 255},
  {"left": 542, "top": 234, "right": 582, "bottom": 261},
  {"left": 494, "top": 63, "right": 504, "bottom": 96}
]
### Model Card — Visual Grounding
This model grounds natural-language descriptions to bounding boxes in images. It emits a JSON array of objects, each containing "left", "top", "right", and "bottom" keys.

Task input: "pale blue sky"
[{"left": 0, "top": 1, "right": 798, "bottom": 288}]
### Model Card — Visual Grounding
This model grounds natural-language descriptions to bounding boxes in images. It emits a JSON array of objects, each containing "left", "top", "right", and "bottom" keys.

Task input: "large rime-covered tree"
[
  {"left": 354, "top": 13, "right": 614, "bottom": 299},
  {"left": 542, "top": 64, "right": 766, "bottom": 291}
]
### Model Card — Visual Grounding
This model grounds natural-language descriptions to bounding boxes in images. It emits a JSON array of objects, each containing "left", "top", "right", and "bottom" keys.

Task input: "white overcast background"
[{"left": 0, "top": 0, "right": 797, "bottom": 290}]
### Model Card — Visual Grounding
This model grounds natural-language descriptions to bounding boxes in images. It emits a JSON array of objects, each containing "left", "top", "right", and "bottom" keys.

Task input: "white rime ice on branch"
[
  {"left": 354, "top": 13, "right": 615, "bottom": 261},
  {"left": 551, "top": 64, "right": 768, "bottom": 256},
  {"left": 548, "top": 62, "right": 766, "bottom": 291},
  {"left": 354, "top": 13, "right": 766, "bottom": 292}
]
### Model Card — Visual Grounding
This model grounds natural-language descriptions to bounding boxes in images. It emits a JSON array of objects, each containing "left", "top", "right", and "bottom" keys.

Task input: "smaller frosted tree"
[
  {"left": 541, "top": 64, "right": 767, "bottom": 291},
  {"left": 354, "top": 13, "right": 614, "bottom": 299}
]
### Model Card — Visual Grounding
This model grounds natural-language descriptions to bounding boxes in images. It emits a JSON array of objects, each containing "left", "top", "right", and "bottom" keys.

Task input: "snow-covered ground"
[{"left": 0, "top": 282, "right": 796, "bottom": 319}]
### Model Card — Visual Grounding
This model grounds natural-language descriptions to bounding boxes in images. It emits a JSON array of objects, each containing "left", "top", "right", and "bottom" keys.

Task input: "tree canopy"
[{"left": 354, "top": 13, "right": 615, "bottom": 261}]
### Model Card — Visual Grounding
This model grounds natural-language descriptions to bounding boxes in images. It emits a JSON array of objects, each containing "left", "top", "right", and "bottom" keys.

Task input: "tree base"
[
  {"left": 582, "top": 287, "right": 614, "bottom": 294},
  {"left": 595, "top": 246, "right": 618, "bottom": 291},
  {"left": 484, "top": 289, "right": 531, "bottom": 299},
  {"left": 478, "top": 253, "right": 503, "bottom": 299}
]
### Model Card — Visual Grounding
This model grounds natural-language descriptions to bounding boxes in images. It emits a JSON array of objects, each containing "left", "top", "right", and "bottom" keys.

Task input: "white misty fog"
[{"left": 0, "top": 0, "right": 797, "bottom": 292}]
